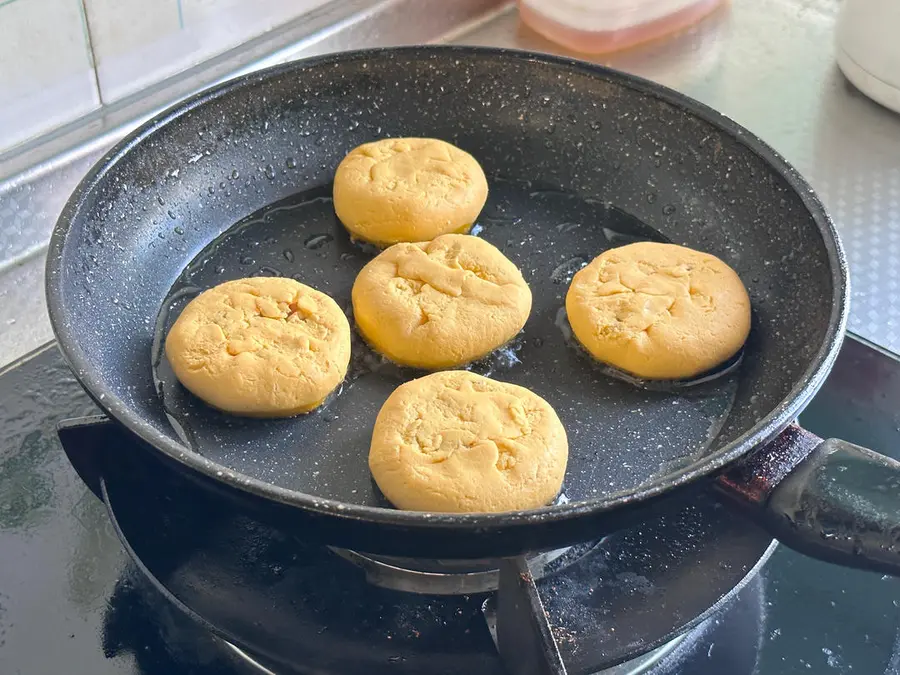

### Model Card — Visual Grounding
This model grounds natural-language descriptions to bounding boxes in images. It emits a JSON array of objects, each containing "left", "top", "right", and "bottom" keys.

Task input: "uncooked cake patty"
[
  {"left": 368, "top": 370, "right": 568, "bottom": 513},
  {"left": 351, "top": 234, "right": 532, "bottom": 369},
  {"left": 565, "top": 242, "right": 751, "bottom": 380},
  {"left": 333, "top": 137, "right": 488, "bottom": 246},
  {"left": 165, "top": 277, "right": 351, "bottom": 416}
]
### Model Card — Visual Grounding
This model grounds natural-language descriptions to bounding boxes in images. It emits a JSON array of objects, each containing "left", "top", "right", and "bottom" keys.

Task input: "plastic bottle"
[{"left": 518, "top": 0, "right": 726, "bottom": 54}]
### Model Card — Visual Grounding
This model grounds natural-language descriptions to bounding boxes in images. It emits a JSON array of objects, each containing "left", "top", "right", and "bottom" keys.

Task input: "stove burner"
[{"left": 330, "top": 542, "right": 598, "bottom": 595}]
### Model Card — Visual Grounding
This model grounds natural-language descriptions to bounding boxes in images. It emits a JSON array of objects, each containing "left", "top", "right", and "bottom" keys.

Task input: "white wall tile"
[
  {"left": 85, "top": 0, "right": 332, "bottom": 103},
  {"left": 0, "top": 0, "right": 100, "bottom": 154}
]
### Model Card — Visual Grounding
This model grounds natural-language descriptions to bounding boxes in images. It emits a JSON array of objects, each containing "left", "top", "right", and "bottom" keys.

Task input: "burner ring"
[{"left": 329, "top": 541, "right": 601, "bottom": 595}]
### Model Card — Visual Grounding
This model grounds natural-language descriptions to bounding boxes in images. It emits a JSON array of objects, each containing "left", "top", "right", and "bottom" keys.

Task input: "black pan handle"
[{"left": 716, "top": 423, "right": 900, "bottom": 576}]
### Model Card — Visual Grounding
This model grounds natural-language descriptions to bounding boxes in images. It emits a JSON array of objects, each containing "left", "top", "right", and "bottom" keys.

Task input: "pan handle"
[{"left": 716, "top": 423, "right": 900, "bottom": 576}]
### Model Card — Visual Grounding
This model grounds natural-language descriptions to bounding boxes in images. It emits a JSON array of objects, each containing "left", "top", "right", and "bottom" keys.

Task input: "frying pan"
[{"left": 46, "top": 46, "right": 900, "bottom": 572}]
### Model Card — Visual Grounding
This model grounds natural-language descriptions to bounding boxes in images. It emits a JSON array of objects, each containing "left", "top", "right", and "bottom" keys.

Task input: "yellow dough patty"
[
  {"left": 565, "top": 242, "right": 751, "bottom": 380},
  {"left": 352, "top": 234, "right": 532, "bottom": 369},
  {"left": 165, "top": 277, "right": 351, "bottom": 416},
  {"left": 368, "top": 371, "right": 568, "bottom": 513},
  {"left": 333, "top": 137, "right": 489, "bottom": 246}
]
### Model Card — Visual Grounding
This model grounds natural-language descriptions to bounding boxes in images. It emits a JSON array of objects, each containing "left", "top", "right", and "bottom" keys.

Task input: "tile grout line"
[{"left": 76, "top": 0, "right": 105, "bottom": 105}]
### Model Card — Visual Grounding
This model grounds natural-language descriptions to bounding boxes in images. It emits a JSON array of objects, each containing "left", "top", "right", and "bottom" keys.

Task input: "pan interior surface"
[
  {"left": 152, "top": 181, "right": 741, "bottom": 505},
  {"left": 50, "top": 48, "right": 838, "bottom": 515}
]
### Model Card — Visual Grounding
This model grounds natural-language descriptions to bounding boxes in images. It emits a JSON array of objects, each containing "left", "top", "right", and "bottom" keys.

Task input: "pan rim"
[{"left": 46, "top": 45, "right": 849, "bottom": 529}]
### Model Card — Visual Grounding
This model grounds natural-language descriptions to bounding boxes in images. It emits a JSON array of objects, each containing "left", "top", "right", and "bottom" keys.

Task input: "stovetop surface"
[{"left": 1, "top": 337, "right": 900, "bottom": 675}]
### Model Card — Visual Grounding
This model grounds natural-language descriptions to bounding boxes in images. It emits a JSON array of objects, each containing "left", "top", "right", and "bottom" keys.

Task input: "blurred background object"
[
  {"left": 836, "top": 0, "right": 900, "bottom": 114},
  {"left": 517, "top": 0, "right": 726, "bottom": 54}
]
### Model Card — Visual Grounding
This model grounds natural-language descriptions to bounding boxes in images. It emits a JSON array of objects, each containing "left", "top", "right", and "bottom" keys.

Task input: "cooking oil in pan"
[
  {"left": 149, "top": 179, "right": 741, "bottom": 507},
  {"left": 554, "top": 306, "right": 744, "bottom": 392}
]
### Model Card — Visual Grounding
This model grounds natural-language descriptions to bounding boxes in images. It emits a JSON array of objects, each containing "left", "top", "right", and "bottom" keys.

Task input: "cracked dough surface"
[
  {"left": 352, "top": 234, "right": 532, "bottom": 369},
  {"left": 165, "top": 277, "right": 351, "bottom": 417},
  {"left": 369, "top": 371, "right": 568, "bottom": 513},
  {"left": 565, "top": 242, "right": 751, "bottom": 380},
  {"left": 333, "top": 137, "right": 488, "bottom": 246}
]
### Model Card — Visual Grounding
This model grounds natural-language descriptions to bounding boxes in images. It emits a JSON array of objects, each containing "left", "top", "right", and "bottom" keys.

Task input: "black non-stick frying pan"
[{"left": 46, "top": 46, "right": 900, "bottom": 572}]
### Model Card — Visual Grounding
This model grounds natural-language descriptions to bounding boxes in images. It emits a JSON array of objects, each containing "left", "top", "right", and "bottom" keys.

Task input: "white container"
[
  {"left": 836, "top": 0, "right": 900, "bottom": 114},
  {"left": 518, "top": 0, "right": 725, "bottom": 54}
]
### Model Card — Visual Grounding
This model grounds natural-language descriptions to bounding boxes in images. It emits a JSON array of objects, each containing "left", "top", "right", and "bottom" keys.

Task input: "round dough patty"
[
  {"left": 165, "top": 277, "right": 351, "bottom": 416},
  {"left": 369, "top": 371, "right": 568, "bottom": 513},
  {"left": 565, "top": 242, "right": 751, "bottom": 380},
  {"left": 333, "top": 137, "right": 488, "bottom": 246},
  {"left": 352, "top": 234, "right": 532, "bottom": 369}
]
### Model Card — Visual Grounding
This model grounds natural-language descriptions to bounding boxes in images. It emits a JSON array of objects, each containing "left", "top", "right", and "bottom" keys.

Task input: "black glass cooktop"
[{"left": 0, "top": 336, "right": 899, "bottom": 675}]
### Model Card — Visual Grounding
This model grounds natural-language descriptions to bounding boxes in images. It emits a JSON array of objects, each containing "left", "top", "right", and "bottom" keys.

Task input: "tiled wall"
[
  {"left": 0, "top": 0, "right": 99, "bottom": 154},
  {"left": 0, "top": 0, "right": 331, "bottom": 156}
]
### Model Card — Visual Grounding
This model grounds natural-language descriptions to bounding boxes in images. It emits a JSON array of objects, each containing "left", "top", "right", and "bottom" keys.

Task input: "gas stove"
[{"left": 1, "top": 336, "right": 899, "bottom": 675}]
